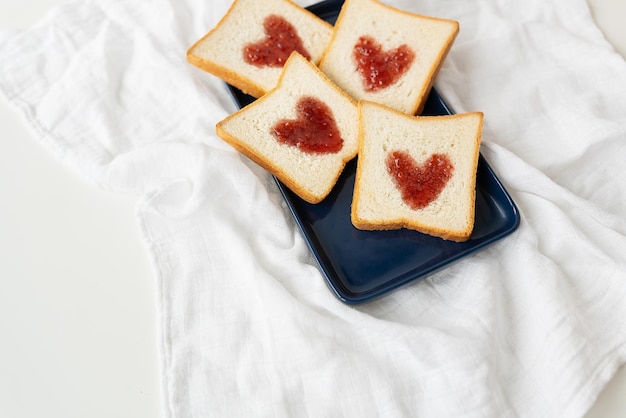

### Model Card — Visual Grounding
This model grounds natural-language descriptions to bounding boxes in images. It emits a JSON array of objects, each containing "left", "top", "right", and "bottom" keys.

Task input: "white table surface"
[{"left": 1, "top": 1, "right": 625, "bottom": 417}]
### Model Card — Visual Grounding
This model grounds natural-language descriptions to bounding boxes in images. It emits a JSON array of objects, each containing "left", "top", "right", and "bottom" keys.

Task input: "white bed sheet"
[{"left": 1, "top": 0, "right": 626, "bottom": 417}]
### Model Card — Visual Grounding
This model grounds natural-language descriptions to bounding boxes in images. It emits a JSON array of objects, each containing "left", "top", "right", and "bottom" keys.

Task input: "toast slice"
[
  {"left": 319, "top": 0, "right": 458, "bottom": 115},
  {"left": 216, "top": 52, "right": 358, "bottom": 204},
  {"left": 187, "top": 0, "right": 333, "bottom": 98},
  {"left": 351, "top": 101, "right": 483, "bottom": 241}
]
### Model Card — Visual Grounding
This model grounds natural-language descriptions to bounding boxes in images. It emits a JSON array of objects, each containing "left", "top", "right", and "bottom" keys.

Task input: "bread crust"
[
  {"left": 216, "top": 123, "right": 327, "bottom": 203},
  {"left": 411, "top": 23, "right": 459, "bottom": 115},
  {"left": 351, "top": 101, "right": 482, "bottom": 242},
  {"left": 187, "top": 53, "right": 267, "bottom": 99}
]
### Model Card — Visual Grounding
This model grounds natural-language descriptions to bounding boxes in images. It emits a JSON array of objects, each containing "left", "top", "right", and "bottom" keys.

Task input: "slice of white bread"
[
  {"left": 318, "top": 0, "right": 458, "bottom": 115},
  {"left": 216, "top": 52, "right": 358, "bottom": 204},
  {"left": 187, "top": 0, "right": 333, "bottom": 98},
  {"left": 351, "top": 101, "right": 483, "bottom": 242}
]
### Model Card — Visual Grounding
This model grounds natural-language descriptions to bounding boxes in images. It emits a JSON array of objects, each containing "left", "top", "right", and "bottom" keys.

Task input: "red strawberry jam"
[
  {"left": 386, "top": 151, "right": 454, "bottom": 210},
  {"left": 244, "top": 15, "right": 311, "bottom": 68},
  {"left": 271, "top": 96, "right": 343, "bottom": 154},
  {"left": 353, "top": 35, "right": 415, "bottom": 92}
]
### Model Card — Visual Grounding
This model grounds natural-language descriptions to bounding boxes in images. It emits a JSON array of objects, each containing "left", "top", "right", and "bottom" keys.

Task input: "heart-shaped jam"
[
  {"left": 353, "top": 35, "right": 415, "bottom": 92},
  {"left": 271, "top": 96, "right": 343, "bottom": 154},
  {"left": 386, "top": 151, "right": 454, "bottom": 210},
  {"left": 243, "top": 14, "right": 311, "bottom": 68}
]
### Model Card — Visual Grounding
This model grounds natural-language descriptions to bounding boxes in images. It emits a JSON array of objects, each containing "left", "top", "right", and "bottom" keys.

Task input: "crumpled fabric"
[{"left": 1, "top": 0, "right": 626, "bottom": 416}]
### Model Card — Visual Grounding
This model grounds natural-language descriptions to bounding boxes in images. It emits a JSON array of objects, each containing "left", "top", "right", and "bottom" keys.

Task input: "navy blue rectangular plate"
[{"left": 226, "top": 0, "right": 520, "bottom": 304}]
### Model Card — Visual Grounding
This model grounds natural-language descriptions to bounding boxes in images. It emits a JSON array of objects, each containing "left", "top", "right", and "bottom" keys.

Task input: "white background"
[{"left": 0, "top": 0, "right": 625, "bottom": 417}]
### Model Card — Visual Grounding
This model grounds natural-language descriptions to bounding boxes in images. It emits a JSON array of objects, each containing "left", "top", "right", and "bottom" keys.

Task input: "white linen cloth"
[{"left": 2, "top": 0, "right": 626, "bottom": 416}]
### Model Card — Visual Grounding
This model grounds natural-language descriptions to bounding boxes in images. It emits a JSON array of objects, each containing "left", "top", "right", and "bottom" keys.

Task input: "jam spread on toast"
[
  {"left": 386, "top": 151, "right": 453, "bottom": 209},
  {"left": 271, "top": 96, "right": 343, "bottom": 154},
  {"left": 353, "top": 36, "right": 415, "bottom": 92},
  {"left": 244, "top": 15, "right": 311, "bottom": 68}
]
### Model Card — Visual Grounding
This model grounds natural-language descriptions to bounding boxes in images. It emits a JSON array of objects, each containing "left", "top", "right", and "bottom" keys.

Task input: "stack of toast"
[{"left": 187, "top": 0, "right": 483, "bottom": 242}]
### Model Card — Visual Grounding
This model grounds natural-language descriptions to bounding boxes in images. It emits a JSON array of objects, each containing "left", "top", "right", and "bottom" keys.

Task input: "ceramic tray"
[{"left": 226, "top": 0, "right": 520, "bottom": 304}]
